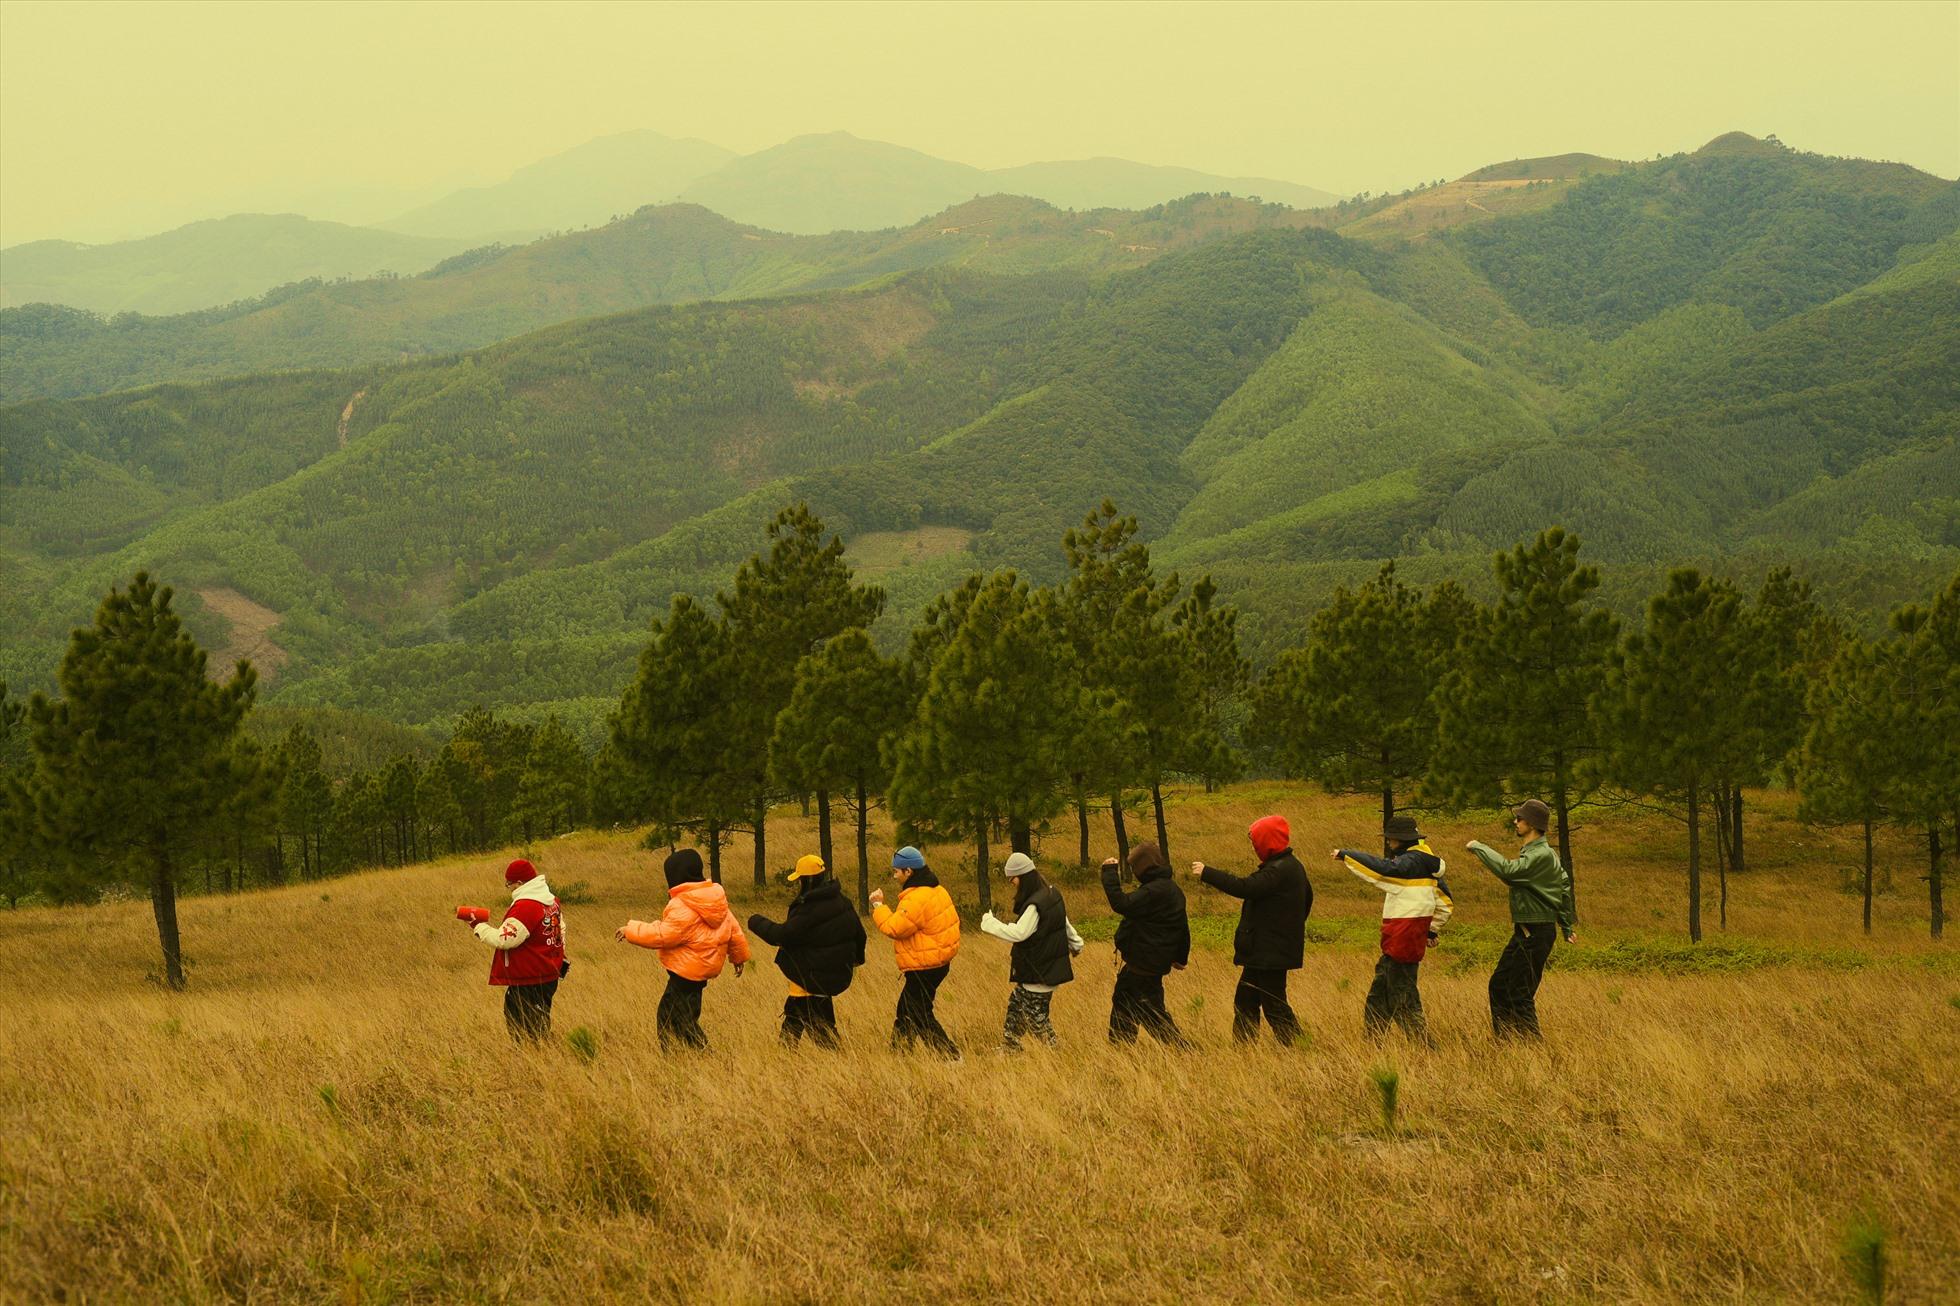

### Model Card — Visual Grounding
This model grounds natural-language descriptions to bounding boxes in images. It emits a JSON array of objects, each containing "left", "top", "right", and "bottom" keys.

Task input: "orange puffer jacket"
[
  {"left": 621, "top": 880, "right": 752, "bottom": 980},
  {"left": 872, "top": 877, "right": 961, "bottom": 971}
]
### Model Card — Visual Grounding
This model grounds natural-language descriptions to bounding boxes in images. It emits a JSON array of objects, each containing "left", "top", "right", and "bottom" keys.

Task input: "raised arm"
[
  {"left": 981, "top": 902, "right": 1041, "bottom": 943},
  {"left": 1100, "top": 861, "right": 1141, "bottom": 915}
]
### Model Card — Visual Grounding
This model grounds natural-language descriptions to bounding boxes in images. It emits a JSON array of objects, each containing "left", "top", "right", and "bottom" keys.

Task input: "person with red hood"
[
  {"left": 614, "top": 848, "right": 750, "bottom": 1050},
  {"left": 1189, "top": 815, "right": 1311, "bottom": 1045},
  {"left": 464, "top": 858, "right": 567, "bottom": 1043}
]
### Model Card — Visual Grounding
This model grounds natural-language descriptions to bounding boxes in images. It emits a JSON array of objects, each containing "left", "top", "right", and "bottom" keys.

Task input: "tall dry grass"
[{"left": 2, "top": 783, "right": 1955, "bottom": 1302}]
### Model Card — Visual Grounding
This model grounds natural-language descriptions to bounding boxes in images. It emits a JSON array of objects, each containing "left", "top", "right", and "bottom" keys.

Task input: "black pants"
[
  {"left": 893, "top": 965, "right": 960, "bottom": 1057},
  {"left": 1233, "top": 967, "right": 1300, "bottom": 1045},
  {"left": 503, "top": 980, "right": 557, "bottom": 1042},
  {"left": 1364, "top": 955, "right": 1425, "bottom": 1039},
  {"left": 1489, "top": 922, "right": 1557, "bottom": 1039},
  {"left": 1110, "top": 967, "right": 1185, "bottom": 1045},
  {"left": 658, "top": 972, "right": 709, "bottom": 1050},
  {"left": 781, "top": 994, "right": 840, "bottom": 1048}
]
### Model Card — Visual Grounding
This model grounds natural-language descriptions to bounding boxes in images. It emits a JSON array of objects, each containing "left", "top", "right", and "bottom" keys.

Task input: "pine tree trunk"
[
  {"left": 1686, "top": 781, "right": 1703, "bottom": 943},
  {"left": 1730, "top": 788, "right": 1745, "bottom": 873},
  {"left": 1074, "top": 776, "right": 1089, "bottom": 868},
  {"left": 975, "top": 817, "right": 992, "bottom": 915},
  {"left": 753, "top": 794, "right": 768, "bottom": 889},
  {"left": 707, "top": 818, "right": 722, "bottom": 884},
  {"left": 1861, "top": 816, "right": 1873, "bottom": 935},
  {"left": 1553, "top": 769, "right": 1576, "bottom": 914},
  {"left": 1151, "top": 781, "right": 1169, "bottom": 864},
  {"left": 1931, "top": 824, "right": 1945, "bottom": 941},
  {"left": 816, "top": 788, "right": 833, "bottom": 874},
  {"left": 854, "top": 776, "right": 870, "bottom": 914},
  {"left": 1110, "top": 793, "right": 1130, "bottom": 868},
  {"left": 1381, "top": 784, "right": 1395, "bottom": 857},
  {"left": 1715, "top": 783, "right": 1729, "bottom": 931},
  {"left": 151, "top": 844, "right": 186, "bottom": 991},
  {"left": 1009, "top": 817, "right": 1031, "bottom": 856}
]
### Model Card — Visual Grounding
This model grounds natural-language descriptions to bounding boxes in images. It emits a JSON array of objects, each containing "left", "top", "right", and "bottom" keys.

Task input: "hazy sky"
[{"left": 3, "top": 0, "right": 1956, "bottom": 246}]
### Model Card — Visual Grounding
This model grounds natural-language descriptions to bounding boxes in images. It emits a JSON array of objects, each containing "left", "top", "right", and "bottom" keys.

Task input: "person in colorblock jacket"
[
  {"left": 1335, "top": 814, "right": 1452, "bottom": 1039},
  {"left": 615, "top": 848, "right": 750, "bottom": 1050},
  {"left": 1099, "top": 840, "right": 1190, "bottom": 1045},
  {"left": 869, "top": 846, "right": 962, "bottom": 1058},
  {"left": 1466, "top": 799, "right": 1576, "bottom": 1040},
  {"left": 747, "top": 853, "right": 866, "bottom": 1049},
  {"left": 980, "top": 853, "right": 1084, "bottom": 1051},
  {"left": 468, "top": 857, "right": 567, "bottom": 1042},
  {"left": 1189, "top": 814, "right": 1311, "bottom": 1045}
]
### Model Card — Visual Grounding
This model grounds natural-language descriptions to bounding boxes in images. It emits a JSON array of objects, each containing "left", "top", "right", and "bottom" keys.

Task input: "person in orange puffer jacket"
[
  {"left": 869, "top": 845, "right": 962, "bottom": 1058},
  {"left": 615, "top": 848, "right": 750, "bottom": 1050}
]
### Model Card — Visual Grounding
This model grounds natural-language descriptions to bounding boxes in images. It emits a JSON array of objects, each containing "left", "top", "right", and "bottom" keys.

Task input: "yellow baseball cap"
[{"left": 787, "top": 854, "right": 826, "bottom": 881}]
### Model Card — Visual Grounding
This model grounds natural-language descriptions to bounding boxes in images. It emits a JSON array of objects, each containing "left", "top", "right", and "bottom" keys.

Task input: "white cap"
[{"left": 1003, "top": 852, "right": 1037, "bottom": 877}]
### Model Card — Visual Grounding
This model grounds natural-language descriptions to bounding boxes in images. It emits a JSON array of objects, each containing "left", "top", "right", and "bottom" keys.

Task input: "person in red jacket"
[{"left": 465, "top": 858, "right": 566, "bottom": 1042}]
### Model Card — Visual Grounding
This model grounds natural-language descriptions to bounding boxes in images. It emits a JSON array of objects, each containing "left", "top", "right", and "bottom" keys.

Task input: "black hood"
[{"left": 663, "top": 848, "right": 704, "bottom": 887}]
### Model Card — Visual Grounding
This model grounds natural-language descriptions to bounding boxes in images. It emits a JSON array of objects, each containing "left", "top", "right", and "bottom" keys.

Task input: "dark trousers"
[
  {"left": 503, "top": 980, "right": 557, "bottom": 1042},
  {"left": 657, "top": 971, "right": 709, "bottom": 1050},
  {"left": 1489, "top": 922, "right": 1557, "bottom": 1039},
  {"left": 893, "top": 965, "right": 960, "bottom": 1056},
  {"left": 1109, "top": 967, "right": 1186, "bottom": 1045},
  {"left": 1233, "top": 967, "right": 1300, "bottom": 1045},
  {"left": 1003, "top": 985, "right": 1057, "bottom": 1051},
  {"left": 781, "top": 994, "right": 840, "bottom": 1049},
  {"left": 1364, "top": 955, "right": 1425, "bottom": 1039}
]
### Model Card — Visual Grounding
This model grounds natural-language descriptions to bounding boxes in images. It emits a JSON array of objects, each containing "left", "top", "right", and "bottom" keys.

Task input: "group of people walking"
[{"left": 462, "top": 800, "right": 1577, "bottom": 1054}]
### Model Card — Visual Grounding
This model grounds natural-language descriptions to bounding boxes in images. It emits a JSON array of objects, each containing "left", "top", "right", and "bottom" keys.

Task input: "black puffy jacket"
[
  {"left": 748, "top": 877, "right": 866, "bottom": 996},
  {"left": 1101, "top": 862, "right": 1190, "bottom": 976},
  {"left": 1200, "top": 849, "right": 1312, "bottom": 971}
]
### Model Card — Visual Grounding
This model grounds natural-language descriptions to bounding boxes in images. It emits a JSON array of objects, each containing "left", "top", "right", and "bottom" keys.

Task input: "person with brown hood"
[
  {"left": 615, "top": 848, "right": 750, "bottom": 1050},
  {"left": 1100, "top": 840, "right": 1190, "bottom": 1045},
  {"left": 1189, "top": 814, "right": 1311, "bottom": 1045}
]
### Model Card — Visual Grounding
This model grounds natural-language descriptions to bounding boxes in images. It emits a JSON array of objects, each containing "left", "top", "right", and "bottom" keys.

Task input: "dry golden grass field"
[{"left": 3, "top": 783, "right": 1956, "bottom": 1303}]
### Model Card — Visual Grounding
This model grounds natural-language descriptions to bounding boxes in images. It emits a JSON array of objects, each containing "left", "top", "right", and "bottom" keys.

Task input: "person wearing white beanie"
[{"left": 980, "top": 852, "right": 1084, "bottom": 1050}]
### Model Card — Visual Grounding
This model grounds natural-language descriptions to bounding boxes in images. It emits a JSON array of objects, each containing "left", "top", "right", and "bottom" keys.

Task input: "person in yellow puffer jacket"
[{"left": 869, "top": 845, "right": 961, "bottom": 1058}]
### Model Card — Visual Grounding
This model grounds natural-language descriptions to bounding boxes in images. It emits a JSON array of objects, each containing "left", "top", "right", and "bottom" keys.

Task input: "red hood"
[{"left": 1249, "top": 815, "right": 1291, "bottom": 862}]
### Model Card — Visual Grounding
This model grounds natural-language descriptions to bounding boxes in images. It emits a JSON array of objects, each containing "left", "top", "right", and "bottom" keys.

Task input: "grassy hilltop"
[{"left": 3, "top": 781, "right": 1955, "bottom": 1301}]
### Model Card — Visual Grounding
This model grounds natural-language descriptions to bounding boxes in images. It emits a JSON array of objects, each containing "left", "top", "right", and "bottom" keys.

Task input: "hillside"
[
  {"left": 0, "top": 214, "right": 469, "bottom": 315},
  {"left": 378, "top": 130, "right": 738, "bottom": 241},
  {"left": 3, "top": 139, "right": 1955, "bottom": 729}
]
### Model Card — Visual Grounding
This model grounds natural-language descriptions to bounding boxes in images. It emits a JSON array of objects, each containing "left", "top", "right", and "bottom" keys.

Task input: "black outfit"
[
  {"left": 1007, "top": 882, "right": 1074, "bottom": 988},
  {"left": 1200, "top": 849, "right": 1311, "bottom": 1045},
  {"left": 893, "top": 964, "right": 960, "bottom": 1057},
  {"left": 1101, "top": 860, "right": 1190, "bottom": 1045},
  {"left": 1364, "top": 956, "right": 1425, "bottom": 1039},
  {"left": 1489, "top": 922, "right": 1557, "bottom": 1039},
  {"left": 503, "top": 980, "right": 557, "bottom": 1042},
  {"left": 748, "top": 875, "right": 866, "bottom": 1048},
  {"left": 657, "top": 971, "right": 709, "bottom": 1050}
]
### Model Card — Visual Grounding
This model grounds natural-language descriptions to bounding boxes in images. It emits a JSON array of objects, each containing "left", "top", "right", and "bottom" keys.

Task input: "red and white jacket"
[
  {"left": 1340, "top": 842, "right": 1453, "bottom": 964},
  {"left": 475, "top": 875, "right": 565, "bottom": 986}
]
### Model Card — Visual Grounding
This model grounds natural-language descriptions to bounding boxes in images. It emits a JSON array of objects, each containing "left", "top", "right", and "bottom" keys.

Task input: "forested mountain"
[
  {"left": 0, "top": 194, "right": 1332, "bottom": 403},
  {"left": 3, "top": 135, "right": 1954, "bottom": 736},
  {"left": 0, "top": 215, "right": 470, "bottom": 315}
]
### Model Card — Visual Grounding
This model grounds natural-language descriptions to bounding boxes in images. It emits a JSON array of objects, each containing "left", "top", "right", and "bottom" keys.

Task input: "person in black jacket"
[
  {"left": 980, "top": 853, "right": 1083, "bottom": 1050},
  {"left": 1189, "top": 813, "right": 1311, "bottom": 1045},
  {"left": 746, "top": 854, "right": 866, "bottom": 1048},
  {"left": 1100, "top": 840, "right": 1190, "bottom": 1045}
]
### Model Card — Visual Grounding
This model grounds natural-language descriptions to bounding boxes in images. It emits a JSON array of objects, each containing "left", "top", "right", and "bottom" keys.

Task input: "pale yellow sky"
[{"left": 2, "top": 0, "right": 1956, "bottom": 245}]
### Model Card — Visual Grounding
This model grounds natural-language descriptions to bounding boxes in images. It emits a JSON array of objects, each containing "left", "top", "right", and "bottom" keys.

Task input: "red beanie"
[
  {"left": 505, "top": 858, "right": 537, "bottom": 884},
  {"left": 1248, "top": 815, "right": 1291, "bottom": 862}
]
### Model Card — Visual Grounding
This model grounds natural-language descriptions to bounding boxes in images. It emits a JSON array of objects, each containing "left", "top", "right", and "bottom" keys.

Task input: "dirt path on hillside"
[
  {"left": 337, "top": 388, "right": 367, "bottom": 447},
  {"left": 197, "top": 587, "right": 289, "bottom": 683}
]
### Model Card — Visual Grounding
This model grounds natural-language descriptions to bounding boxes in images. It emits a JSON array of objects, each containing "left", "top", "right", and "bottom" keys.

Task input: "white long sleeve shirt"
[{"left": 979, "top": 903, "right": 1084, "bottom": 993}]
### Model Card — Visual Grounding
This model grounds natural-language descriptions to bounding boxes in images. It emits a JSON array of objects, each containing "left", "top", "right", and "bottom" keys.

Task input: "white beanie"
[{"left": 1002, "top": 852, "right": 1037, "bottom": 877}]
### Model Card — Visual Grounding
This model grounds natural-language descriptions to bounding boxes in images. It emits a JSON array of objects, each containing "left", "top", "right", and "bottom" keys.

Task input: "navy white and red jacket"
[{"left": 1339, "top": 841, "right": 1453, "bottom": 964}]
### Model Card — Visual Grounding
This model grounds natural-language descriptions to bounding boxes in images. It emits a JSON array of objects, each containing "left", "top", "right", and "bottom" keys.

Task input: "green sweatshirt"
[{"left": 1467, "top": 836, "right": 1575, "bottom": 933}]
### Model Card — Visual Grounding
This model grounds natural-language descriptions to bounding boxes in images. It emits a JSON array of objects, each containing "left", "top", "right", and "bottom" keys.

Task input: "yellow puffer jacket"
[{"left": 872, "top": 878, "right": 962, "bottom": 971}]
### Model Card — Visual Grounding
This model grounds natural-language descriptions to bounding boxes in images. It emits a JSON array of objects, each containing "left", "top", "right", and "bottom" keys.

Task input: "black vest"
[{"left": 1008, "top": 883, "right": 1073, "bottom": 987}]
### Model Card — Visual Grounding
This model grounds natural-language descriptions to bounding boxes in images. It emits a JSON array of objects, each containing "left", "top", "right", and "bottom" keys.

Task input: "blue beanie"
[{"left": 892, "top": 845, "right": 926, "bottom": 870}]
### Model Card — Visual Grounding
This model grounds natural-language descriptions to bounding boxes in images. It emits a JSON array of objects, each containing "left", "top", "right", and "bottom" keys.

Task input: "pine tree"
[
  {"left": 1169, "top": 575, "right": 1250, "bottom": 796},
  {"left": 1874, "top": 587, "right": 1958, "bottom": 940},
  {"left": 512, "top": 716, "right": 588, "bottom": 842},
  {"left": 275, "top": 725, "right": 332, "bottom": 879},
  {"left": 416, "top": 747, "right": 464, "bottom": 856},
  {"left": 381, "top": 755, "right": 420, "bottom": 864},
  {"left": 1430, "top": 527, "right": 1619, "bottom": 900},
  {"left": 890, "top": 571, "right": 1081, "bottom": 913},
  {"left": 770, "top": 629, "right": 910, "bottom": 911},
  {"left": 23, "top": 573, "right": 257, "bottom": 989},
  {"left": 0, "top": 683, "right": 33, "bottom": 908},
  {"left": 215, "top": 734, "right": 278, "bottom": 893},
  {"left": 1252, "top": 562, "right": 1462, "bottom": 840},
  {"left": 1797, "top": 636, "right": 1890, "bottom": 934},
  {"left": 1597, "top": 569, "right": 1755, "bottom": 942},
  {"left": 719, "top": 504, "right": 884, "bottom": 887}
]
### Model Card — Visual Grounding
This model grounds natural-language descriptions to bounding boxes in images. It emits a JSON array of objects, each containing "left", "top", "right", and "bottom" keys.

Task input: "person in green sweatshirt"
[{"left": 1465, "top": 799, "right": 1576, "bottom": 1040}]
